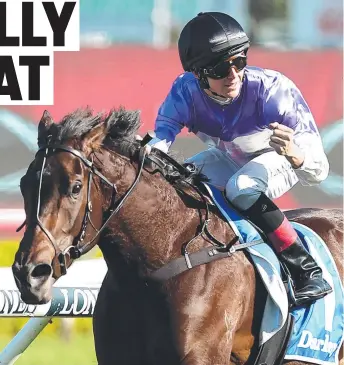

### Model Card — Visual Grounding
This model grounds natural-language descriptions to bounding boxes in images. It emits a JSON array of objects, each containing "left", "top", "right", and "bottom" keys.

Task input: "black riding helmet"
[
  {"left": 179, "top": 12, "right": 250, "bottom": 72},
  {"left": 178, "top": 12, "right": 250, "bottom": 94}
]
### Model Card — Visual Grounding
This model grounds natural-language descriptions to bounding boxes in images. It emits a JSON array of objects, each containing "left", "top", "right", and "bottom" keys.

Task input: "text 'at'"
[{"left": 0, "top": 1, "right": 77, "bottom": 102}]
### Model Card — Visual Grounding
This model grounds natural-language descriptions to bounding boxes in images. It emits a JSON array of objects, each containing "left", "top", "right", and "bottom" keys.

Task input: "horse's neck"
[{"left": 97, "top": 150, "right": 199, "bottom": 274}]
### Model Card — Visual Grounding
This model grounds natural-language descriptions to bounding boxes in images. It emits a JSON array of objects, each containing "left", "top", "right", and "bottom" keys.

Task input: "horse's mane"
[
  {"left": 54, "top": 106, "right": 139, "bottom": 153},
  {"left": 53, "top": 106, "right": 207, "bottom": 187}
]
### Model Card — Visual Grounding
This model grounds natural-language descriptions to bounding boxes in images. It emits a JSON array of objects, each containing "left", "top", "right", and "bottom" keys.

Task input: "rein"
[{"left": 147, "top": 150, "right": 231, "bottom": 251}]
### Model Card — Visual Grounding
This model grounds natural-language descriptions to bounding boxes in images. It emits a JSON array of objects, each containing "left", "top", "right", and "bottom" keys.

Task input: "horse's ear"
[
  {"left": 38, "top": 110, "right": 54, "bottom": 147},
  {"left": 81, "top": 123, "right": 106, "bottom": 154}
]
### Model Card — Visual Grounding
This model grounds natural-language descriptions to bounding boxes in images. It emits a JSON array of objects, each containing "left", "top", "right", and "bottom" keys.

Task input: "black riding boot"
[
  {"left": 235, "top": 192, "right": 333, "bottom": 307},
  {"left": 278, "top": 238, "right": 333, "bottom": 306}
]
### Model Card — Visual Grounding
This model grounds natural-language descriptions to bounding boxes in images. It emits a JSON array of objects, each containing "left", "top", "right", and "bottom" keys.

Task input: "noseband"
[{"left": 18, "top": 139, "right": 147, "bottom": 276}]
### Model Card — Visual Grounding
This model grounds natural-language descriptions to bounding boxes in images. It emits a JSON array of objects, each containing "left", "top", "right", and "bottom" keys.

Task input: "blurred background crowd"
[{"left": 0, "top": 1, "right": 342, "bottom": 364}]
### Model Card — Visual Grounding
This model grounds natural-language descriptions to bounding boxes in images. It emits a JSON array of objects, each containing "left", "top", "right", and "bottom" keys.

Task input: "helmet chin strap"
[
  {"left": 197, "top": 72, "right": 231, "bottom": 100},
  {"left": 207, "top": 88, "right": 230, "bottom": 100}
]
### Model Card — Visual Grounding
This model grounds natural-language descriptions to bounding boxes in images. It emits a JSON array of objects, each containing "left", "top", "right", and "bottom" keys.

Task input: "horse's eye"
[{"left": 71, "top": 183, "right": 82, "bottom": 196}]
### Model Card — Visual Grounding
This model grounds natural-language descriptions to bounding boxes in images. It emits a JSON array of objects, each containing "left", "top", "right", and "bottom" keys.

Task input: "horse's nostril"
[{"left": 30, "top": 264, "right": 52, "bottom": 279}]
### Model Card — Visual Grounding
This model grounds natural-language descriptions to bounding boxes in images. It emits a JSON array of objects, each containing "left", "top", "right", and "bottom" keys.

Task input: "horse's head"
[{"left": 12, "top": 107, "right": 137, "bottom": 304}]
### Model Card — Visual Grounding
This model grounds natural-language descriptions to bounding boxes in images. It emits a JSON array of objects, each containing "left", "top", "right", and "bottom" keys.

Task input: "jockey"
[{"left": 145, "top": 12, "right": 332, "bottom": 306}]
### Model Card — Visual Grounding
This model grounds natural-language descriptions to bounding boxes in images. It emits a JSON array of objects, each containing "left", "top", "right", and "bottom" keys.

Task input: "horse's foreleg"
[
  {"left": 175, "top": 254, "right": 257, "bottom": 365},
  {"left": 179, "top": 335, "right": 234, "bottom": 365}
]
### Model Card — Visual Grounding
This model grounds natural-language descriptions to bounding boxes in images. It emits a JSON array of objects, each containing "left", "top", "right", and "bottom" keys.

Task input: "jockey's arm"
[
  {"left": 147, "top": 119, "right": 184, "bottom": 153},
  {"left": 291, "top": 119, "right": 329, "bottom": 186},
  {"left": 263, "top": 73, "right": 329, "bottom": 186},
  {"left": 146, "top": 78, "right": 190, "bottom": 153}
]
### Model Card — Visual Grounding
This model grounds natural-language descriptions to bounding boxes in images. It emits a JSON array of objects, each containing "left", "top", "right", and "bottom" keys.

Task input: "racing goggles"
[{"left": 202, "top": 54, "right": 247, "bottom": 79}]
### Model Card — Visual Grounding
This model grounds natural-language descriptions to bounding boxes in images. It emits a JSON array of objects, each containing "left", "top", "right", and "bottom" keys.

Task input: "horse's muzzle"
[{"left": 12, "top": 261, "right": 54, "bottom": 304}]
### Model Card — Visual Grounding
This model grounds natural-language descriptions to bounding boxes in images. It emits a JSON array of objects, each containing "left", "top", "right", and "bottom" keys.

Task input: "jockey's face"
[
  {"left": 206, "top": 52, "right": 245, "bottom": 100},
  {"left": 206, "top": 67, "right": 244, "bottom": 99}
]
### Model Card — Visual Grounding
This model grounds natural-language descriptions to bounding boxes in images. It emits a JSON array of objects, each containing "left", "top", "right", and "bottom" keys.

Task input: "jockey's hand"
[
  {"left": 143, "top": 144, "right": 152, "bottom": 155},
  {"left": 135, "top": 135, "right": 152, "bottom": 155},
  {"left": 269, "top": 122, "right": 305, "bottom": 169}
]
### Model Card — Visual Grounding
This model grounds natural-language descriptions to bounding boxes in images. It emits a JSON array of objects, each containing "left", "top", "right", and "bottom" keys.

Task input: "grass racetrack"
[{"left": 0, "top": 331, "right": 97, "bottom": 364}]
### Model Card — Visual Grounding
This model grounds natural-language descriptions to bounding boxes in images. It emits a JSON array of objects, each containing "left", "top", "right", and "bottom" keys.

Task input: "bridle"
[
  {"left": 17, "top": 139, "right": 147, "bottom": 276},
  {"left": 17, "top": 134, "right": 253, "bottom": 280}
]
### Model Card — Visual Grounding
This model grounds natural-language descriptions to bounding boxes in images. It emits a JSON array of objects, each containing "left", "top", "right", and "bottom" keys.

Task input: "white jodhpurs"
[{"left": 185, "top": 148, "right": 299, "bottom": 211}]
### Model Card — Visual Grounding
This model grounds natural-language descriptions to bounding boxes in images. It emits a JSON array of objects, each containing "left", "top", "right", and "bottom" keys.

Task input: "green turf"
[{"left": 0, "top": 332, "right": 98, "bottom": 365}]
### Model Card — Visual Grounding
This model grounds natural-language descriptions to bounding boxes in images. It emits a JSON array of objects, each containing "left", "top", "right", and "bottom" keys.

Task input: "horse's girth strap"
[
  {"left": 150, "top": 245, "right": 234, "bottom": 281},
  {"left": 150, "top": 237, "right": 265, "bottom": 281}
]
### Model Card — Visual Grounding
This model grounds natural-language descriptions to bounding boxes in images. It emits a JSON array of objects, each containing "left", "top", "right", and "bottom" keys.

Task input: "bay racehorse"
[{"left": 12, "top": 107, "right": 343, "bottom": 365}]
